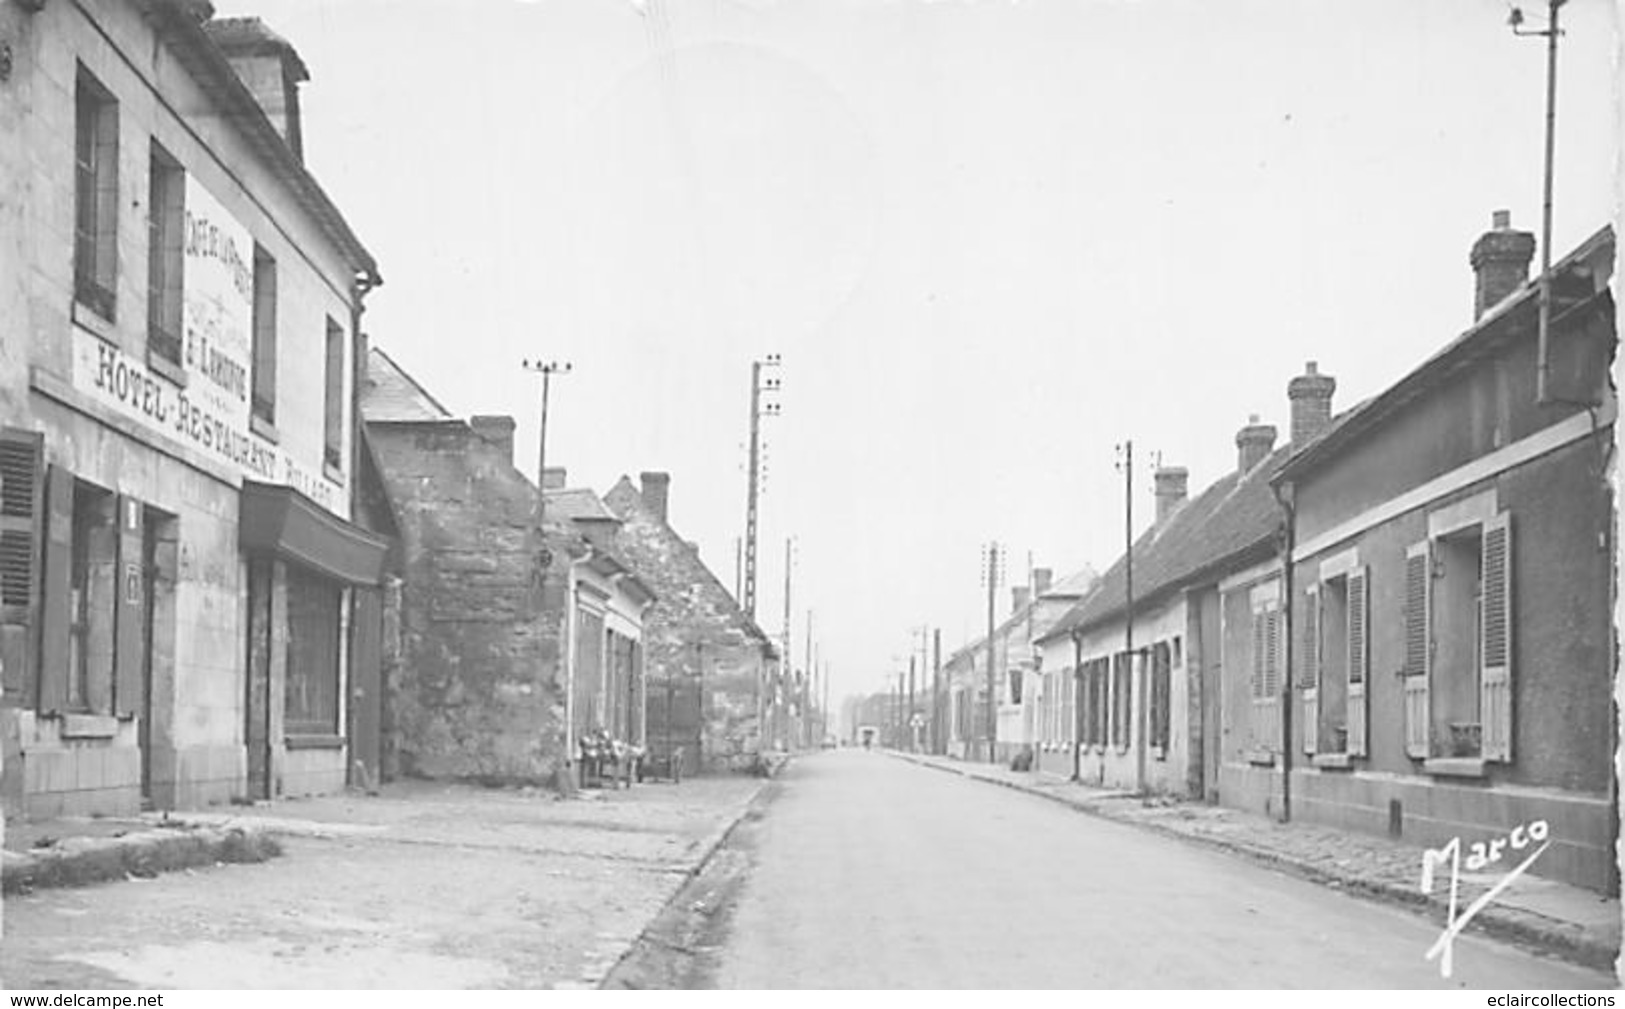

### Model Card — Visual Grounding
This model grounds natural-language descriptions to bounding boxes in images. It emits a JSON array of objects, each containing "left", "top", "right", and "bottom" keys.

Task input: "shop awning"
[{"left": 239, "top": 481, "right": 390, "bottom": 586}]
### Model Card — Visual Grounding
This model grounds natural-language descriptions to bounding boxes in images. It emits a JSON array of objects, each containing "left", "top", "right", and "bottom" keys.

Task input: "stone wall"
[{"left": 366, "top": 422, "right": 567, "bottom": 785}]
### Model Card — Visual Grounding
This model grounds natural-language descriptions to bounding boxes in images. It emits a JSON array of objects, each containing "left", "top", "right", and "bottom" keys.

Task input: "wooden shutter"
[
  {"left": 38, "top": 466, "right": 74, "bottom": 714},
  {"left": 1403, "top": 542, "right": 1432, "bottom": 758},
  {"left": 113, "top": 495, "right": 145, "bottom": 718},
  {"left": 1480, "top": 513, "right": 1512, "bottom": 761},
  {"left": 1302, "top": 585, "right": 1319, "bottom": 755},
  {"left": 0, "top": 429, "right": 45, "bottom": 707},
  {"left": 1346, "top": 567, "right": 1369, "bottom": 757}
]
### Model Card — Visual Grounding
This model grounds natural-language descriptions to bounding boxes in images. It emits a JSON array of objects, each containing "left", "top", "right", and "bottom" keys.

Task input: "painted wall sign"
[{"left": 68, "top": 181, "right": 342, "bottom": 516}]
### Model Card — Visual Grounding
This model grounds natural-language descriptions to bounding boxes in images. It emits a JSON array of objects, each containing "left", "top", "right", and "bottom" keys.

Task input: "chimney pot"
[
  {"left": 1012, "top": 586, "right": 1032, "bottom": 614},
  {"left": 1153, "top": 466, "right": 1189, "bottom": 524},
  {"left": 1033, "top": 567, "right": 1054, "bottom": 596},
  {"left": 469, "top": 415, "right": 516, "bottom": 466},
  {"left": 1470, "top": 209, "right": 1536, "bottom": 320},
  {"left": 640, "top": 471, "right": 671, "bottom": 524},
  {"left": 1236, "top": 417, "right": 1278, "bottom": 472},
  {"left": 1287, "top": 360, "right": 1336, "bottom": 448}
]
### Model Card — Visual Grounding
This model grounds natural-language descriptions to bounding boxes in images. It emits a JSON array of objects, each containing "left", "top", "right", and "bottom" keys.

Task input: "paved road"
[{"left": 713, "top": 751, "right": 1617, "bottom": 989}]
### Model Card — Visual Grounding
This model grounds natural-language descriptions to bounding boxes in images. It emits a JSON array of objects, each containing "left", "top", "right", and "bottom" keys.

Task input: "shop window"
[
  {"left": 285, "top": 567, "right": 342, "bottom": 736},
  {"left": 574, "top": 607, "right": 604, "bottom": 736},
  {"left": 324, "top": 317, "right": 345, "bottom": 471},
  {"left": 146, "top": 142, "right": 184, "bottom": 366},
  {"left": 74, "top": 66, "right": 120, "bottom": 320},
  {"left": 251, "top": 246, "right": 278, "bottom": 427}
]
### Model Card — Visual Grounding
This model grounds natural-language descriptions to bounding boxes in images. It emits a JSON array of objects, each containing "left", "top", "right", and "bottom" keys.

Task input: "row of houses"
[
  {"left": 0, "top": 0, "right": 777, "bottom": 824},
  {"left": 937, "top": 212, "right": 1617, "bottom": 895}
]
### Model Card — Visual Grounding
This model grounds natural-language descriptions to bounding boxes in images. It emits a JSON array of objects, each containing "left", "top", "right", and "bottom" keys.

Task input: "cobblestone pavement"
[
  {"left": 895, "top": 752, "right": 1621, "bottom": 973},
  {"left": 1, "top": 776, "right": 764, "bottom": 989}
]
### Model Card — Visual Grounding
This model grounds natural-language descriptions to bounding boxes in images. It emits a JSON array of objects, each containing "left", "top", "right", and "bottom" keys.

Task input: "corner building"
[{"left": 0, "top": 0, "right": 386, "bottom": 818}]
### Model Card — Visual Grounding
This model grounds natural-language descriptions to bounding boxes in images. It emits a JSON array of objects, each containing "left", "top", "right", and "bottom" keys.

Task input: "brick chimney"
[
  {"left": 541, "top": 467, "right": 567, "bottom": 490},
  {"left": 1236, "top": 414, "right": 1277, "bottom": 473},
  {"left": 1470, "top": 209, "right": 1536, "bottom": 321},
  {"left": 1153, "top": 466, "right": 1188, "bottom": 523},
  {"left": 1012, "top": 586, "right": 1031, "bottom": 614},
  {"left": 204, "top": 17, "right": 310, "bottom": 162},
  {"left": 1287, "top": 361, "right": 1336, "bottom": 447},
  {"left": 1033, "top": 567, "right": 1054, "bottom": 596},
  {"left": 469, "top": 415, "right": 515, "bottom": 466},
  {"left": 640, "top": 471, "right": 670, "bottom": 524}
]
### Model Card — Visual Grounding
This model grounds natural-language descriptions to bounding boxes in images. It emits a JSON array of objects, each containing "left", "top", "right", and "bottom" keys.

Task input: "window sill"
[
  {"left": 146, "top": 348, "right": 187, "bottom": 388},
  {"left": 1312, "top": 752, "right": 1354, "bottom": 770},
  {"left": 1423, "top": 757, "right": 1487, "bottom": 779},
  {"left": 251, "top": 413, "right": 280, "bottom": 444},
  {"left": 71, "top": 298, "right": 117, "bottom": 341},
  {"left": 59, "top": 713, "right": 119, "bottom": 740},
  {"left": 285, "top": 733, "right": 345, "bottom": 751},
  {"left": 1246, "top": 749, "right": 1276, "bottom": 767}
]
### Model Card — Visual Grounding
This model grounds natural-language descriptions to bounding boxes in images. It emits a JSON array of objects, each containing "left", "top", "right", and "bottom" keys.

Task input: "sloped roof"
[
  {"left": 143, "top": 1, "right": 379, "bottom": 284},
  {"left": 545, "top": 487, "right": 618, "bottom": 523},
  {"left": 362, "top": 347, "right": 455, "bottom": 423},
  {"left": 1276, "top": 224, "right": 1615, "bottom": 485},
  {"left": 941, "top": 566, "right": 1102, "bottom": 671},
  {"left": 603, "top": 476, "right": 778, "bottom": 655},
  {"left": 1038, "top": 450, "right": 1289, "bottom": 645}
]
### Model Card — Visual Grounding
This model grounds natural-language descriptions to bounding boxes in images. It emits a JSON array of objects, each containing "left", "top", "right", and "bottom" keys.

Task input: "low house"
[
  {"left": 543, "top": 473, "right": 656, "bottom": 766},
  {"left": 604, "top": 473, "right": 777, "bottom": 774},
  {"left": 1264, "top": 215, "right": 1616, "bottom": 893},
  {"left": 1036, "top": 364, "right": 1342, "bottom": 797}
]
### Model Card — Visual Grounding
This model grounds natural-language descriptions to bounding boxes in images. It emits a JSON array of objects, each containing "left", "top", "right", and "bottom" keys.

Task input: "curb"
[
  {"left": 2, "top": 823, "right": 283, "bottom": 896},
  {"left": 892, "top": 751, "right": 1618, "bottom": 974},
  {"left": 594, "top": 772, "right": 784, "bottom": 988}
]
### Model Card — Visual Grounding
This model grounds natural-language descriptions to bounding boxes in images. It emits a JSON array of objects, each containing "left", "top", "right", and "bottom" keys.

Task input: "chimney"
[
  {"left": 1153, "top": 466, "right": 1188, "bottom": 524},
  {"left": 541, "top": 467, "right": 567, "bottom": 490},
  {"left": 640, "top": 471, "right": 670, "bottom": 524},
  {"left": 204, "top": 18, "right": 310, "bottom": 162},
  {"left": 469, "top": 415, "right": 515, "bottom": 466},
  {"left": 1033, "top": 567, "right": 1054, "bottom": 597},
  {"left": 1236, "top": 414, "right": 1278, "bottom": 472},
  {"left": 1470, "top": 209, "right": 1536, "bottom": 320},
  {"left": 1287, "top": 361, "right": 1336, "bottom": 447},
  {"left": 1012, "top": 586, "right": 1031, "bottom": 614}
]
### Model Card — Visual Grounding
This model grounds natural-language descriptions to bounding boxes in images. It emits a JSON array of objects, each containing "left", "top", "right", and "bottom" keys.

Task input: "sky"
[{"left": 217, "top": 0, "right": 1620, "bottom": 704}]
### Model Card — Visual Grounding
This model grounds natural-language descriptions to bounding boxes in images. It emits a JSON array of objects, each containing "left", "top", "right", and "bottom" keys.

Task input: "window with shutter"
[
  {"left": 1480, "top": 513, "right": 1512, "bottom": 761},
  {"left": 1302, "top": 585, "right": 1319, "bottom": 755},
  {"left": 38, "top": 466, "right": 76, "bottom": 714},
  {"left": 1403, "top": 542, "right": 1432, "bottom": 758},
  {"left": 1346, "top": 567, "right": 1369, "bottom": 757},
  {"left": 0, "top": 429, "right": 44, "bottom": 708}
]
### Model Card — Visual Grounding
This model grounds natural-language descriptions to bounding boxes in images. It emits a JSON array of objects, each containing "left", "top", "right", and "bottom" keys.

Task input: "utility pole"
[
  {"left": 1510, "top": 0, "right": 1566, "bottom": 405},
  {"left": 521, "top": 359, "right": 571, "bottom": 569},
  {"left": 780, "top": 538, "right": 794, "bottom": 753},
  {"left": 742, "top": 355, "right": 782, "bottom": 619},
  {"left": 932, "top": 628, "right": 942, "bottom": 755},
  {"left": 803, "top": 610, "right": 813, "bottom": 749},
  {"left": 983, "top": 542, "right": 1002, "bottom": 764},
  {"left": 1118, "top": 440, "right": 1144, "bottom": 794},
  {"left": 907, "top": 654, "right": 916, "bottom": 753}
]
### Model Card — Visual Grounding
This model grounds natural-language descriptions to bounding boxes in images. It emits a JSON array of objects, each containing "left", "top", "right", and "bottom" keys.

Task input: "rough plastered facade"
[
  {"left": 0, "top": 0, "right": 388, "bottom": 818},
  {"left": 604, "top": 474, "right": 776, "bottom": 775}
]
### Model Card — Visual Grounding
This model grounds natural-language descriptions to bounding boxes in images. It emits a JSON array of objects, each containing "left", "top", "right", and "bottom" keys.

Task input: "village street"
[
  {"left": 696, "top": 752, "right": 1614, "bottom": 989},
  {"left": 0, "top": 778, "right": 763, "bottom": 989}
]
